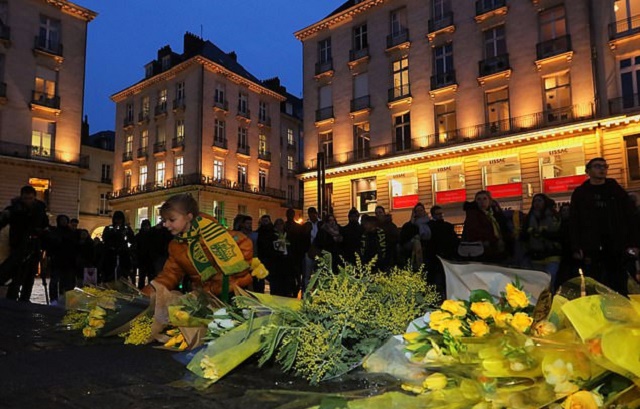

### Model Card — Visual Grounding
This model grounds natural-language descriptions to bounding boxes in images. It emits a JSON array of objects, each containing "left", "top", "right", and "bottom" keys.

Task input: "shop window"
[
  {"left": 480, "top": 156, "right": 522, "bottom": 198},
  {"left": 539, "top": 145, "right": 586, "bottom": 192},
  {"left": 431, "top": 164, "right": 466, "bottom": 204},
  {"left": 388, "top": 171, "right": 419, "bottom": 210},
  {"left": 352, "top": 177, "right": 377, "bottom": 213},
  {"left": 137, "top": 207, "right": 148, "bottom": 229},
  {"left": 625, "top": 135, "right": 640, "bottom": 180}
]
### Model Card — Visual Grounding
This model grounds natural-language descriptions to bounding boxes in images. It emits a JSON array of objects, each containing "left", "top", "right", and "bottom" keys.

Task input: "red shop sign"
[
  {"left": 486, "top": 182, "right": 523, "bottom": 199},
  {"left": 392, "top": 194, "right": 419, "bottom": 209},
  {"left": 435, "top": 189, "right": 467, "bottom": 204},
  {"left": 543, "top": 175, "right": 587, "bottom": 193}
]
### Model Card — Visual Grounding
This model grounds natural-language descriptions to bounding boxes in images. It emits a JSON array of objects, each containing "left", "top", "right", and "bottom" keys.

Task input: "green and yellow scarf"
[{"left": 175, "top": 215, "right": 249, "bottom": 281}]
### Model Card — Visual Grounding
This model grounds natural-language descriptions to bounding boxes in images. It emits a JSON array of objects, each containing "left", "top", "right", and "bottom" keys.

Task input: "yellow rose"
[
  {"left": 440, "top": 300, "right": 467, "bottom": 317},
  {"left": 173, "top": 310, "right": 190, "bottom": 321},
  {"left": 469, "top": 320, "right": 490, "bottom": 337},
  {"left": 532, "top": 320, "right": 557, "bottom": 337},
  {"left": 403, "top": 332, "right": 421, "bottom": 343},
  {"left": 494, "top": 312, "right": 513, "bottom": 328},
  {"left": 563, "top": 391, "right": 602, "bottom": 409},
  {"left": 422, "top": 373, "right": 448, "bottom": 390},
  {"left": 429, "top": 310, "right": 453, "bottom": 332},
  {"left": 510, "top": 312, "right": 533, "bottom": 333},
  {"left": 442, "top": 318, "right": 464, "bottom": 337},
  {"left": 82, "top": 326, "right": 97, "bottom": 338},
  {"left": 505, "top": 283, "right": 529, "bottom": 309},
  {"left": 88, "top": 318, "right": 105, "bottom": 329},
  {"left": 470, "top": 301, "right": 497, "bottom": 319},
  {"left": 88, "top": 306, "right": 106, "bottom": 319}
]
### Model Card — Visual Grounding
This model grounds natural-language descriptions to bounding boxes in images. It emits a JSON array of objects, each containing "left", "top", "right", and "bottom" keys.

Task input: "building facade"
[
  {"left": 0, "top": 0, "right": 95, "bottom": 217},
  {"left": 110, "top": 33, "right": 303, "bottom": 229},
  {"left": 79, "top": 129, "right": 114, "bottom": 236},
  {"left": 296, "top": 0, "right": 640, "bottom": 225}
]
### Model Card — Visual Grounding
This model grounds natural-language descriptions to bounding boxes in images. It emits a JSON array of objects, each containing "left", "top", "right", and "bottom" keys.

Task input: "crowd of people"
[{"left": 1, "top": 157, "right": 639, "bottom": 303}]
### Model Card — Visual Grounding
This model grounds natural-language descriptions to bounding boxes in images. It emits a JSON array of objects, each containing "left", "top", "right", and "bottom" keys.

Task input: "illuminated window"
[
  {"left": 259, "top": 133, "right": 267, "bottom": 156},
  {"left": 435, "top": 101, "right": 456, "bottom": 144},
  {"left": 544, "top": 73, "right": 571, "bottom": 122},
  {"left": 354, "top": 122, "right": 370, "bottom": 159},
  {"left": 394, "top": 113, "right": 411, "bottom": 151},
  {"left": 486, "top": 88, "right": 510, "bottom": 133},
  {"left": 432, "top": 164, "right": 466, "bottom": 205},
  {"left": 287, "top": 155, "right": 294, "bottom": 171},
  {"left": 140, "top": 129, "right": 148, "bottom": 149},
  {"left": 480, "top": 156, "right": 522, "bottom": 198},
  {"left": 34, "top": 66, "right": 56, "bottom": 100},
  {"left": 175, "top": 119, "right": 184, "bottom": 140},
  {"left": 287, "top": 128, "right": 294, "bottom": 145},
  {"left": 388, "top": 172, "right": 419, "bottom": 210},
  {"left": 155, "top": 161, "right": 165, "bottom": 186},
  {"left": 539, "top": 145, "right": 585, "bottom": 192},
  {"left": 213, "top": 159, "right": 224, "bottom": 180},
  {"left": 625, "top": 135, "right": 640, "bottom": 180},
  {"left": 158, "top": 89, "right": 167, "bottom": 108},
  {"left": 392, "top": 57, "right": 409, "bottom": 98},
  {"left": 237, "top": 165, "right": 247, "bottom": 185},
  {"left": 213, "top": 200, "right": 225, "bottom": 225},
  {"left": 31, "top": 118, "right": 54, "bottom": 157},
  {"left": 319, "top": 131, "right": 333, "bottom": 164},
  {"left": 125, "top": 133, "right": 133, "bottom": 154},
  {"left": 124, "top": 170, "right": 132, "bottom": 189},
  {"left": 259, "top": 169, "right": 267, "bottom": 192},
  {"left": 174, "top": 156, "right": 184, "bottom": 177},
  {"left": 141, "top": 96, "right": 150, "bottom": 117},
  {"left": 352, "top": 177, "right": 377, "bottom": 213},
  {"left": 139, "top": 165, "right": 147, "bottom": 186}
]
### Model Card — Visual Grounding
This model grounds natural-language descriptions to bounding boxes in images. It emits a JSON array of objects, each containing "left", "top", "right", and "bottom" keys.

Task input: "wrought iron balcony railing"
[
  {"left": 536, "top": 35, "right": 572, "bottom": 60},
  {"left": 0, "top": 140, "right": 89, "bottom": 168},
  {"left": 428, "top": 12, "right": 454, "bottom": 33},
  {"left": 478, "top": 54, "right": 510, "bottom": 77}
]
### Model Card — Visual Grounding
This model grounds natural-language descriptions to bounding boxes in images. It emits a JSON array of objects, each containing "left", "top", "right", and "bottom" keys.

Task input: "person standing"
[
  {"left": 284, "top": 208, "right": 303, "bottom": 295},
  {"left": 76, "top": 229, "right": 97, "bottom": 287},
  {"left": 301, "top": 207, "right": 322, "bottom": 293},
  {"left": 570, "top": 157, "right": 638, "bottom": 295},
  {"left": 268, "top": 218, "right": 296, "bottom": 297},
  {"left": 314, "top": 214, "right": 343, "bottom": 272},
  {"left": 462, "top": 191, "right": 510, "bottom": 263},
  {"left": 46, "top": 215, "right": 77, "bottom": 302},
  {"left": 255, "top": 215, "right": 274, "bottom": 293},
  {"left": 340, "top": 207, "right": 363, "bottom": 265},
  {"left": 134, "top": 219, "right": 155, "bottom": 289},
  {"left": 375, "top": 206, "right": 400, "bottom": 268},
  {"left": 426, "top": 206, "right": 459, "bottom": 298},
  {"left": 360, "top": 215, "right": 387, "bottom": 271},
  {"left": 0, "top": 185, "right": 49, "bottom": 302},
  {"left": 101, "top": 211, "right": 134, "bottom": 283},
  {"left": 399, "top": 203, "right": 432, "bottom": 270}
]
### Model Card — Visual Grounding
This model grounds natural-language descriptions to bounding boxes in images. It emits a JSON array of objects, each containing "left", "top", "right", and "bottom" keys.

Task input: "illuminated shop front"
[
  {"left": 480, "top": 156, "right": 523, "bottom": 199},
  {"left": 538, "top": 145, "right": 586, "bottom": 193},
  {"left": 431, "top": 163, "right": 466, "bottom": 205},
  {"left": 352, "top": 177, "right": 377, "bottom": 213},
  {"left": 388, "top": 171, "right": 419, "bottom": 210}
]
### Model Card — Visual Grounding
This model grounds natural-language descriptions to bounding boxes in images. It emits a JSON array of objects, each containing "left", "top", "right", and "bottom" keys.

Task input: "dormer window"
[
  {"left": 162, "top": 55, "right": 171, "bottom": 71},
  {"left": 144, "top": 63, "right": 154, "bottom": 78}
]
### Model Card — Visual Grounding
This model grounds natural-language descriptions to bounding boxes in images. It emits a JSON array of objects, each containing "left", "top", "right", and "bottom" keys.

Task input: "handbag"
[{"left": 457, "top": 241, "right": 485, "bottom": 258}]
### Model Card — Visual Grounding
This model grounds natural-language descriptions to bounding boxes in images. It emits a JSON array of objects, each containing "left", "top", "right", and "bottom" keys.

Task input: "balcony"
[
  {"left": 172, "top": 98, "right": 186, "bottom": 111},
  {"left": 237, "top": 144, "right": 250, "bottom": 156},
  {"left": 0, "top": 140, "right": 88, "bottom": 168},
  {"left": 388, "top": 84, "right": 411, "bottom": 103},
  {"left": 258, "top": 116, "right": 272, "bottom": 127},
  {"left": 609, "top": 93, "right": 640, "bottom": 115},
  {"left": 349, "top": 48, "right": 369, "bottom": 64},
  {"left": 153, "top": 141, "right": 166, "bottom": 155},
  {"left": 212, "top": 138, "right": 228, "bottom": 150},
  {"left": 31, "top": 90, "right": 60, "bottom": 111},
  {"left": 478, "top": 54, "right": 510, "bottom": 77},
  {"left": 154, "top": 103, "right": 168, "bottom": 117},
  {"left": 287, "top": 141, "right": 296, "bottom": 151},
  {"left": 123, "top": 116, "right": 134, "bottom": 128},
  {"left": 431, "top": 71, "right": 457, "bottom": 90},
  {"left": 213, "top": 99, "right": 229, "bottom": 112},
  {"left": 136, "top": 147, "right": 148, "bottom": 159},
  {"left": 0, "top": 23, "right": 10, "bottom": 43},
  {"left": 536, "top": 35, "right": 572, "bottom": 60},
  {"left": 315, "top": 106, "right": 334, "bottom": 123},
  {"left": 33, "top": 36, "right": 63, "bottom": 58},
  {"left": 350, "top": 95, "right": 371, "bottom": 113},
  {"left": 315, "top": 59, "right": 333, "bottom": 77},
  {"left": 137, "top": 111, "right": 150, "bottom": 124},
  {"left": 122, "top": 151, "right": 133, "bottom": 162},
  {"left": 171, "top": 137, "right": 184, "bottom": 150},
  {"left": 258, "top": 151, "right": 271, "bottom": 162},
  {"left": 476, "top": 0, "right": 507, "bottom": 17},
  {"left": 237, "top": 109, "right": 251, "bottom": 120},
  {"left": 609, "top": 14, "right": 640, "bottom": 40},
  {"left": 428, "top": 12, "right": 454, "bottom": 37},
  {"left": 386, "top": 29, "right": 410, "bottom": 50}
]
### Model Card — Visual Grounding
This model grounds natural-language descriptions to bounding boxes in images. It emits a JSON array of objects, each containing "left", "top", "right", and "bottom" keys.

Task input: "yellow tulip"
[
  {"left": 505, "top": 283, "right": 529, "bottom": 309},
  {"left": 440, "top": 299, "right": 467, "bottom": 317},
  {"left": 88, "top": 306, "right": 106, "bottom": 319},
  {"left": 470, "top": 301, "right": 497, "bottom": 320},
  {"left": 403, "top": 332, "right": 421, "bottom": 342},
  {"left": 470, "top": 320, "right": 490, "bottom": 337},
  {"left": 422, "top": 373, "right": 448, "bottom": 390},
  {"left": 510, "top": 312, "right": 533, "bottom": 333}
]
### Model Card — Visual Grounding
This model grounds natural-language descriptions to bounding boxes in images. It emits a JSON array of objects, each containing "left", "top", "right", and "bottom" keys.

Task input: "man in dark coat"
[
  {"left": 0, "top": 185, "right": 49, "bottom": 301},
  {"left": 427, "top": 205, "right": 459, "bottom": 299},
  {"left": 340, "top": 207, "right": 364, "bottom": 265},
  {"left": 101, "top": 211, "right": 134, "bottom": 283},
  {"left": 570, "top": 157, "right": 639, "bottom": 295}
]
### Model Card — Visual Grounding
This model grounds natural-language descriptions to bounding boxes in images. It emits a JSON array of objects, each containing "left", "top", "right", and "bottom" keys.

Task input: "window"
[
  {"left": 34, "top": 66, "right": 56, "bottom": 100},
  {"left": 214, "top": 119, "right": 226, "bottom": 142},
  {"left": 435, "top": 101, "right": 457, "bottom": 144},
  {"left": 176, "top": 81, "right": 185, "bottom": 101},
  {"left": 99, "top": 193, "right": 109, "bottom": 215},
  {"left": 238, "top": 92, "right": 248, "bottom": 114},
  {"left": 215, "top": 83, "right": 225, "bottom": 103},
  {"left": 318, "top": 38, "right": 332, "bottom": 63},
  {"left": 394, "top": 113, "right": 411, "bottom": 151},
  {"left": 318, "top": 84, "right": 332, "bottom": 111},
  {"left": 213, "top": 200, "right": 225, "bottom": 225},
  {"left": 285, "top": 102, "right": 293, "bottom": 115},
  {"left": 125, "top": 133, "right": 133, "bottom": 154},
  {"left": 238, "top": 127, "right": 248, "bottom": 147},
  {"left": 433, "top": 0, "right": 451, "bottom": 22},
  {"left": 140, "top": 129, "right": 149, "bottom": 149},
  {"left": 353, "top": 24, "right": 368, "bottom": 51},
  {"left": 137, "top": 207, "right": 149, "bottom": 229},
  {"left": 484, "top": 26, "right": 506, "bottom": 58},
  {"left": 31, "top": 118, "right": 54, "bottom": 157},
  {"left": 434, "top": 44, "right": 453, "bottom": 75},
  {"left": 287, "top": 155, "right": 294, "bottom": 171},
  {"left": 259, "top": 133, "right": 267, "bottom": 156},
  {"left": 161, "top": 55, "right": 171, "bottom": 70},
  {"left": 124, "top": 170, "right": 132, "bottom": 189},
  {"left": 101, "top": 164, "right": 111, "bottom": 182},
  {"left": 540, "top": 6, "right": 566, "bottom": 42},
  {"left": 213, "top": 159, "right": 224, "bottom": 180},
  {"left": 392, "top": 57, "right": 409, "bottom": 98},
  {"left": 155, "top": 161, "right": 165, "bottom": 186},
  {"left": 141, "top": 96, "right": 150, "bottom": 117},
  {"left": 139, "top": 165, "right": 148, "bottom": 186},
  {"left": 539, "top": 145, "right": 586, "bottom": 191},
  {"left": 432, "top": 164, "right": 466, "bottom": 204},
  {"left": 38, "top": 15, "right": 60, "bottom": 51},
  {"left": 144, "top": 63, "right": 154, "bottom": 78},
  {"left": 619, "top": 55, "right": 640, "bottom": 110},
  {"left": 544, "top": 72, "right": 571, "bottom": 122},
  {"left": 287, "top": 128, "right": 294, "bottom": 145},
  {"left": 259, "top": 101, "right": 268, "bottom": 122},
  {"left": 614, "top": 0, "right": 640, "bottom": 34},
  {"left": 486, "top": 88, "right": 510, "bottom": 133},
  {"left": 156, "top": 124, "right": 166, "bottom": 143},
  {"left": 126, "top": 103, "right": 134, "bottom": 122},
  {"left": 389, "top": 172, "right": 419, "bottom": 210},
  {"left": 175, "top": 119, "right": 185, "bottom": 140},
  {"left": 287, "top": 185, "right": 294, "bottom": 201},
  {"left": 237, "top": 165, "right": 247, "bottom": 186},
  {"left": 626, "top": 135, "right": 640, "bottom": 180},
  {"left": 319, "top": 131, "right": 333, "bottom": 164},
  {"left": 352, "top": 177, "right": 377, "bottom": 213},
  {"left": 174, "top": 156, "right": 184, "bottom": 177},
  {"left": 480, "top": 156, "right": 523, "bottom": 199},
  {"left": 158, "top": 89, "right": 168, "bottom": 109},
  {"left": 390, "top": 8, "right": 408, "bottom": 37},
  {"left": 353, "top": 72, "right": 369, "bottom": 99},
  {"left": 354, "top": 122, "right": 370, "bottom": 159},
  {"left": 259, "top": 169, "right": 267, "bottom": 192}
]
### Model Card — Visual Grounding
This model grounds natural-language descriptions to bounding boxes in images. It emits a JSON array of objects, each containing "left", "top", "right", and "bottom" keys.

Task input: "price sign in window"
[
  {"left": 389, "top": 171, "right": 419, "bottom": 209},
  {"left": 538, "top": 145, "right": 586, "bottom": 193},
  {"left": 480, "top": 156, "right": 523, "bottom": 199},
  {"left": 431, "top": 164, "right": 466, "bottom": 204}
]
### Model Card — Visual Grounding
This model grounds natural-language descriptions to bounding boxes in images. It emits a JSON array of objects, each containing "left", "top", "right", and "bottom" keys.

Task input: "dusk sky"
[{"left": 79, "top": 0, "right": 346, "bottom": 133}]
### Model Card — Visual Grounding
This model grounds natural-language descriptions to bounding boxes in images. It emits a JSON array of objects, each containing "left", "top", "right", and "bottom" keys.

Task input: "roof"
[
  {"left": 294, "top": 0, "right": 386, "bottom": 41},
  {"left": 198, "top": 41, "right": 261, "bottom": 85}
]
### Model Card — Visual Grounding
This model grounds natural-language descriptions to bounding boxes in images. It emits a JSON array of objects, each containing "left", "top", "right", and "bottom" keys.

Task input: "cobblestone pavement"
[{"left": 0, "top": 298, "right": 395, "bottom": 409}]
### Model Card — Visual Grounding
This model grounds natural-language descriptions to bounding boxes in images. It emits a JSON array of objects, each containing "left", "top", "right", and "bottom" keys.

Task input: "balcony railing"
[
  {"left": 388, "top": 84, "right": 411, "bottom": 102},
  {"left": 0, "top": 24, "right": 10, "bottom": 42},
  {"left": 428, "top": 12, "right": 454, "bottom": 33},
  {"left": 123, "top": 116, "right": 134, "bottom": 128},
  {"left": 213, "top": 99, "right": 228, "bottom": 111},
  {"left": 536, "top": 35, "right": 572, "bottom": 60},
  {"left": 154, "top": 103, "right": 167, "bottom": 117},
  {"left": 122, "top": 151, "right": 133, "bottom": 162},
  {"left": 153, "top": 141, "right": 166, "bottom": 153},
  {"left": 258, "top": 116, "right": 271, "bottom": 126},
  {"left": 258, "top": 151, "right": 271, "bottom": 161},
  {"left": 287, "top": 141, "right": 296, "bottom": 150},
  {"left": 173, "top": 98, "right": 186, "bottom": 111},
  {"left": 609, "top": 93, "right": 640, "bottom": 114},
  {"left": 138, "top": 111, "right": 150, "bottom": 123},
  {"left": 305, "top": 102, "right": 595, "bottom": 170},
  {"left": 386, "top": 29, "right": 409, "bottom": 49},
  {"left": 350, "top": 95, "right": 371, "bottom": 112},
  {"left": 431, "top": 71, "right": 457, "bottom": 90},
  {"left": 171, "top": 137, "right": 185, "bottom": 149},
  {"left": 0, "top": 140, "right": 89, "bottom": 168},
  {"left": 609, "top": 14, "right": 640, "bottom": 39},
  {"left": 33, "top": 36, "right": 63, "bottom": 56},
  {"left": 315, "top": 59, "right": 333, "bottom": 75},
  {"left": 31, "top": 90, "right": 60, "bottom": 109},
  {"left": 476, "top": 0, "right": 506, "bottom": 16},
  {"left": 237, "top": 108, "right": 251, "bottom": 119},
  {"left": 349, "top": 47, "right": 369, "bottom": 62},
  {"left": 478, "top": 54, "right": 510, "bottom": 77},
  {"left": 136, "top": 147, "right": 148, "bottom": 159},
  {"left": 101, "top": 177, "right": 112, "bottom": 184},
  {"left": 237, "top": 145, "right": 250, "bottom": 156},
  {"left": 213, "top": 138, "right": 228, "bottom": 149},
  {"left": 315, "top": 106, "right": 334, "bottom": 122}
]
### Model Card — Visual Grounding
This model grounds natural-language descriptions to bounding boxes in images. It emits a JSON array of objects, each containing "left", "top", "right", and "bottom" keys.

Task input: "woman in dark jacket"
[
  {"left": 314, "top": 214, "right": 343, "bottom": 272},
  {"left": 462, "top": 190, "right": 511, "bottom": 262}
]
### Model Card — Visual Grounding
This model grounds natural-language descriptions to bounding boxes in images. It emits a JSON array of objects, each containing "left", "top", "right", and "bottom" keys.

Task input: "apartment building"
[
  {"left": 296, "top": 0, "right": 640, "bottom": 225},
  {"left": 0, "top": 0, "right": 95, "bottom": 217},
  {"left": 110, "top": 33, "right": 303, "bottom": 228},
  {"left": 79, "top": 129, "right": 114, "bottom": 236}
]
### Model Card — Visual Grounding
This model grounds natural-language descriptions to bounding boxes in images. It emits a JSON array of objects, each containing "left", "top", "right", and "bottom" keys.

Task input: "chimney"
[
  {"left": 227, "top": 51, "right": 237, "bottom": 62},
  {"left": 184, "top": 32, "right": 205, "bottom": 57}
]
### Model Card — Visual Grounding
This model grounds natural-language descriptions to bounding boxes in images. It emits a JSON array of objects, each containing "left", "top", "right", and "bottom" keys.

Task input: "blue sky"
[{"left": 78, "top": 0, "right": 345, "bottom": 132}]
